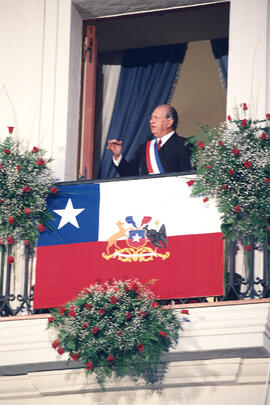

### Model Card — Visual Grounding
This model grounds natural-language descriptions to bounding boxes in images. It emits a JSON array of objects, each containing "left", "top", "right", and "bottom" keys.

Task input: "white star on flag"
[{"left": 53, "top": 198, "right": 85, "bottom": 229}]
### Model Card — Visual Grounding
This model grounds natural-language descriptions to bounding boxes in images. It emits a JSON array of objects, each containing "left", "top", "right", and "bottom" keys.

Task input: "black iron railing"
[
  {"left": 0, "top": 244, "right": 35, "bottom": 316},
  {"left": 0, "top": 239, "right": 269, "bottom": 316}
]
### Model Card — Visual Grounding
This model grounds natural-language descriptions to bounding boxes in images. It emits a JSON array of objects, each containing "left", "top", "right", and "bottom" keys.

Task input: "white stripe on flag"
[{"left": 98, "top": 175, "right": 221, "bottom": 241}]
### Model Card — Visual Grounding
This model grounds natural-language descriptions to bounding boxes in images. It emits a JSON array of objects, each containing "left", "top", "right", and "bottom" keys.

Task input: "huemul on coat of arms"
[{"left": 102, "top": 216, "right": 170, "bottom": 262}]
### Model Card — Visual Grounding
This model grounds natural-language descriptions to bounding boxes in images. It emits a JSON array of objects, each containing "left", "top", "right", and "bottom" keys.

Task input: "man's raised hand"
[{"left": 107, "top": 139, "right": 123, "bottom": 158}]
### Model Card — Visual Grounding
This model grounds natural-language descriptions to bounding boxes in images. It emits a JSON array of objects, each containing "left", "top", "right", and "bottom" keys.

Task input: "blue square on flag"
[{"left": 37, "top": 183, "right": 100, "bottom": 246}]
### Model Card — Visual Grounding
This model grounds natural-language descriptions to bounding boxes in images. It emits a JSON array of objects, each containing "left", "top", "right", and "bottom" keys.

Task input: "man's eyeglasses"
[{"left": 148, "top": 115, "right": 172, "bottom": 121}]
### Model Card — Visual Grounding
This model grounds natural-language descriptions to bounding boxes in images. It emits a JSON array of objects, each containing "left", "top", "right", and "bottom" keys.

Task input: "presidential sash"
[{"left": 146, "top": 139, "right": 165, "bottom": 174}]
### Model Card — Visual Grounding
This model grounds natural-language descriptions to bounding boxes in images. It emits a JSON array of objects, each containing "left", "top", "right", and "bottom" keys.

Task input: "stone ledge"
[
  {"left": 0, "top": 358, "right": 269, "bottom": 399},
  {"left": 0, "top": 302, "right": 270, "bottom": 374}
]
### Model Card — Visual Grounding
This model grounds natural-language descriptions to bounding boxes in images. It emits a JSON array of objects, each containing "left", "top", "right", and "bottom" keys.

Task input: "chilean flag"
[{"left": 34, "top": 175, "right": 224, "bottom": 308}]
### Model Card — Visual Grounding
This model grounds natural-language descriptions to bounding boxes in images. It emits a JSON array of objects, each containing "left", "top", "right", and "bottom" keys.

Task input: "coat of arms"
[{"left": 102, "top": 216, "right": 170, "bottom": 262}]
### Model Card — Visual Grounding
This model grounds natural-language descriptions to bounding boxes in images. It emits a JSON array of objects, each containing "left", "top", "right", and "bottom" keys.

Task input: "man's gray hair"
[{"left": 166, "top": 105, "right": 178, "bottom": 130}]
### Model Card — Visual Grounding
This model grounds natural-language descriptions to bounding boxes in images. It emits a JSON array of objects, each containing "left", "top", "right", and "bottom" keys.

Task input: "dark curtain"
[
  {"left": 211, "top": 38, "right": 229, "bottom": 89},
  {"left": 98, "top": 43, "right": 188, "bottom": 179}
]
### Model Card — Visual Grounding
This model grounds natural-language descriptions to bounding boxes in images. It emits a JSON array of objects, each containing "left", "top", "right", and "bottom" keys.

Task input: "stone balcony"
[{"left": 1, "top": 300, "right": 270, "bottom": 405}]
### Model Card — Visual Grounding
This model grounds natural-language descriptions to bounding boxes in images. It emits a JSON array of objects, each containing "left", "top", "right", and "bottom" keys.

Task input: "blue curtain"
[
  {"left": 98, "top": 43, "right": 187, "bottom": 179},
  {"left": 210, "top": 38, "right": 228, "bottom": 89}
]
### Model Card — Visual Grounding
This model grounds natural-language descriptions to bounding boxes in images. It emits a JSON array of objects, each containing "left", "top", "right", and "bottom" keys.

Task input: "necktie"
[{"left": 157, "top": 139, "right": 162, "bottom": 151}]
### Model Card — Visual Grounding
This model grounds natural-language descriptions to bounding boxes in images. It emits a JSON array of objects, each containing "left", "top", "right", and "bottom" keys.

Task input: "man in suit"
[{"left": 107, "top": 104, "right": 192, "bottom": 176}]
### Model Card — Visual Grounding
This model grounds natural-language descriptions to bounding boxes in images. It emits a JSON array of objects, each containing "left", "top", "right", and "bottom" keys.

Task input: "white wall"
[
  {"left": 0, "top": 0, "right": 82, "bottom": 181},
  {"left": 227, "top": 0, "right": 270, "bottom": 118}
]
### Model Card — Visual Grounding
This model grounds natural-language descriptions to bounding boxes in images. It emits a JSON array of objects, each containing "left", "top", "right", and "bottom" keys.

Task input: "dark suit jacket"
[{"left": 115, "top": 133, "right": 192, "bottom": 177}]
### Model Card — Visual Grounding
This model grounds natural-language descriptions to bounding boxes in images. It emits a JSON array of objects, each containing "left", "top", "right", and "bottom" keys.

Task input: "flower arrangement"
[
  {"left": 0, "top": 128, "right": 56, "bottom": 251},
  {"left": 48, "top": 278, "right": 182, "bottom": 386},
  {"left": 187, "top": 104, "right": 270, "bottom": 249}
]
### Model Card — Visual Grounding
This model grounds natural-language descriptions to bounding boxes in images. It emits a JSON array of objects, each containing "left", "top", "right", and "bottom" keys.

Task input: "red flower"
[
  {"left": 197, "top": 141, "right": 205, "bottom": 149},
  {"left": 244, "top": 161, "right": 252, "bottom": 168},
  {"left": 245, "top": 245, "right": 252, "bottom": 251},
  {"left": 0, "top": 163, "right": 3, "bottom": 170},
  {"left": 203, "top": 198, "right": 208, "bottom": 203},
  {"left": 50, "top": 187, "right": 59, "bottom": 194},
  {"left": 48, "top": 316, "right": 54, "bottom": 323},
  {"left": 71, "top": 353, "right": 79, "bottom": 361},
  {"left": 83, "top": 288, "right": 91, "bottom": 295},
  {"left": 268, "top": 226, "right": 270, "bottom": 231},
  {"left": 99, "top": 308, "right": 106, "bottom": 315},
  {"left": 125, "top": 312, "right": 132, "bottom": 319},
  {"left": 0, "top": 199, "right": 2, "bottom": 204},
  {"left": 8, "top": 256, "right": 14, "bottom": 264},
  {"left": 264, "top": 178, "right": 270, "bottom": 183},
  {"left": 205, "top": 165, "right": 212, "bottom": 169},
  {"left": 86, "top": 361, "right": 93, "bottom": 370},
  {"left": 181, "top": 309, "right": 190, "bottom": 315},
  {"left": 57, "top": 347, "right": 65, "bottom": 355},
  {"left": 232, "top": 148, "right": 240, "bottom": 156},
  {"left": 160, "top": 331, "right": 167, "bottom": 338},
  {"left": 241, "top": 118, "right": 248, "bottom": 127},
  {"left": 59, "top": 306, "right": 66, "bottom": 315},
  {"left": 7, "top": 126, "right": 14, "bottom": 134},
  {"left": 218, "top": 141, "right": 224, "bottom": 146},
  {"left": 7, "top": 236, "right": 14, "bottom": 245},
  {"left": 52, "top": 339, "right": 60, "bottom": 349},
  {"left": 37, "top": 158, "right": 45, "bottom": 166},
  {"left": 187, "top": 179, "right": 194, "bottom": 187},
  {"left": 261, "top": 132, "right": 268, "bottom": 140},
  {"left": 242, "top": 103, "right": 248, "bottom": 110},
  {"left": 23, "top": 186, "right": 30, "bottom": 193},
  {"left": 130, "top": 281, "right": 140, "bottom": 292},
  {"left": 92, "top": 326, "right": 100, "bottom": 334},
  {"left": 137, "top": 343, "right": 144, "bottom": 351},
  {"left": 32, "top": 146, "right": 39, "bottom": 153},
  {"left": 151, "top": 302, "right": 159, "bottom": 308},
  {"left": 24, "top": 208, "right": 31, "bottom": 215},
  {"left": 68, "top": 310, "right": 76, "bottom": 317},
  {"left": 24, "top": 240, "right": 30, "bottom": 246},
  {"left": 107, "top": 355, "right": 115, "bottom": 363},
  {"left": 266, "top": 113, "right": 270, "bottom": 119},
  {"left": 16, "top": 165, "right": 21, "bottom": 171},
  {"left": 118, "top": 330, "right": 123, "bottom": 336},
  {"left": 139, "top": 311, "right": 147, "bottom": 317},
  {"left": 82, "top": 322, "right": 88, "bottom": 329},
  {"left": 85, "top": 303, "right": 92, "bottom": 309},
  {"left": 38, "top": 224, "right": 46, "bottom": 232},
  {"left": 110, "top": 296, "right": 117, "bottom": 304},
  {"left": 228, "top": 169, "right": 235, "bottom": 175},
  {"left": 8, "top": 216, "right": 14, "bottom": 224},
  {"left": 4, "top": 149, "right": 11, "bottom": 155},
  {"left": 68, "top": 306, "right": 76, "bottom": 317},
  {"left": 227, "top": 115, "right": 232, "bottom": 121},
  {"left": 235, "top": 205, "right": 241, "bottom": 212},
  {"left": 222, "top": 185, "right": 228, "bottom": 190}
]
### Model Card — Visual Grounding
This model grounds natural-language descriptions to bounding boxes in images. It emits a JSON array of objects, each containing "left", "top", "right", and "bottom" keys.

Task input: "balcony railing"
[
  {"left": 0, "top": 238, "right": 269, "bottom": 316},
  {"left": 0, "top": 244, "right": 36, "bottom": 316}
]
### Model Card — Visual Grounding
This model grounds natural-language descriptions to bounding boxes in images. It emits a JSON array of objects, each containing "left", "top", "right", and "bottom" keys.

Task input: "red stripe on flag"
[{"left": 34, "top": 232, "right": 224, "bottom": 308}]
